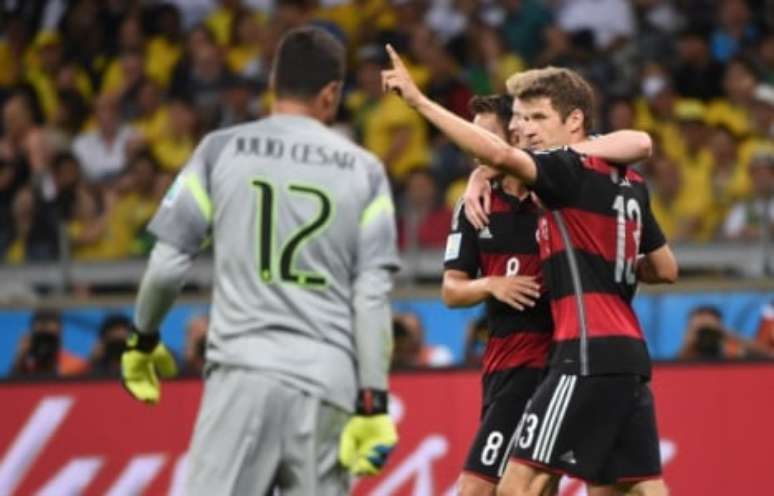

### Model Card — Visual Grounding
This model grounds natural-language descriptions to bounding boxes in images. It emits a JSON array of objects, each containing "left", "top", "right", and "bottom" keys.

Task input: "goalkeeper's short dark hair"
[
  {"left": 468, "top": 94, "right": 514, "bottom": 131},
  {"left": 272, "top": 26, "right": 346, "bottom": 100}
]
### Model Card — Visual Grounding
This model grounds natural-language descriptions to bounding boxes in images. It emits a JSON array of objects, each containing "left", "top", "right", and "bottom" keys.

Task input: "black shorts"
[
  {"left": 463, "top": 368, "right": 543, "bottom": 482},
  {"left": 511, "top": 371, "right": 662, "bottom": 485}
]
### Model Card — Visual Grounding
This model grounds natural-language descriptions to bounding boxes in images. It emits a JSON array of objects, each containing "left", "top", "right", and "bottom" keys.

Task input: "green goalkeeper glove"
[
  {"left": 339, "top": 389, "right": 398, "bottom": 476},
  {"left": 121, "top": 330, "right": 178, "bottom": 404}
]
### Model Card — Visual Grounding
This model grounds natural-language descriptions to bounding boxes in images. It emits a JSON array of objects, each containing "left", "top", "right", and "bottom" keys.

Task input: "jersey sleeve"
[
  {"left": 528, "top": 147, "right": 584, "bottom": 209},
  {"left": 639, "top": 187, "right": 667, "bottom": 254},
  {"left": 443, "top": 199, "right": 479, "bottom": 278},
  {"left": 357, "top": 161, "right": 401, "bottom": 274},
  {"left": 147, "top": 134, "right": 217, "bottom": 254}
]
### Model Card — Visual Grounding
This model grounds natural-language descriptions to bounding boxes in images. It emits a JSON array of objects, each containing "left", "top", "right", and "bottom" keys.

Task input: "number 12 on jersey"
[
  {"left": 252, "top": 178, "right": 333, "bottom": 288},
  {"left": 612, "top": 195, "right": 642, "bottom": 284}
]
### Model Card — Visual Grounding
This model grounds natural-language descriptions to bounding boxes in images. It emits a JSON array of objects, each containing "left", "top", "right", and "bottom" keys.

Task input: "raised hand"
[{"left": 381, "top": 44, "right": 424, "bottom": 108}]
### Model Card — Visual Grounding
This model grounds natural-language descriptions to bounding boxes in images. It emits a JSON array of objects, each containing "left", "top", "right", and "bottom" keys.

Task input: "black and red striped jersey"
[
  {"left": 529, "top": 148, "right": 667, "bottom": 378},
  {"left": 444, "top": 181, "right": 553, "bottom": 404}
]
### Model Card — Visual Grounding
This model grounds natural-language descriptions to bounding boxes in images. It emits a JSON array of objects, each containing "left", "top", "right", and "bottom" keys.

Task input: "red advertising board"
[{"left": 0, "top": 364, "right": 773, "bottom": 495}]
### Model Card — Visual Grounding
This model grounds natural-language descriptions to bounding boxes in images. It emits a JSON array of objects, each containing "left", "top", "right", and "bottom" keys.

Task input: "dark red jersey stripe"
[
  {"left": 552, "top": 293, "right": 643, "bottom": 341},
  {"left": 541, "top": 208, "right": 639, "bottom": 263},
  {"left": 483, "top": 331, "right": 552, "bottom": 372}
]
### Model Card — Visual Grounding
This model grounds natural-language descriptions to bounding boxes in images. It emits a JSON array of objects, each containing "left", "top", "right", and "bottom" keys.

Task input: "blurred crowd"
[
  {"left": 10, "top": 308, "right": 210, "bottom": 377},
  {"left": 461, "top": 300, "right": 774, "bottom": 365},
  {"left": 8, "top": 299, "right": 773, "bottom": 379},
  {"left": 1, "top": 0, "right": 773, "bottom": 267}
]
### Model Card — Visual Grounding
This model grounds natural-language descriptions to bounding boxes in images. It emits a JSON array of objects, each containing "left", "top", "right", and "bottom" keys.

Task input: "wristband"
[
  {"left": 355, "top": 389, "right": 389, "bottom": 415},
  {"left": 126, "top": 329, "right": 160, "bottom": 353}
]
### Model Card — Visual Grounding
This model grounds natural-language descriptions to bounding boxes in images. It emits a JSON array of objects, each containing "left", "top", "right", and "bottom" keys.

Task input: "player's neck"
[
  {"left": 272, "top": 99, "right": 325, "bottom": 123},
  {"left": 566, "top": 130, "right": 587, "bottom": 146}
]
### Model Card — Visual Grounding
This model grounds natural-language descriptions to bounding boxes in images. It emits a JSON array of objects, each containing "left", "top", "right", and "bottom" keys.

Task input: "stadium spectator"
[
  {"left": 11, "top": 308, "right": 86, "bottom": 377},
  {"left": 556, "top": 0, "right": 636, "bottom": 50},
  {"left": 145, "top": 3, "right": 185, "bottom": 89},
  {"left": 754, "top": 301, "right": 774, "bottom": 356},
  {"left": 678, "top": 305, "right": 764, "bottom": 360},
  {"left": 672, "top": 100, "right": 715, "bottom": 239},
  {"left": 4, "top": 186, "right": 57, "bottom": 263},
  {"left": 145, "top": 97, "right": 198, "bottom": 173},
  {"left": 89, "top": 314, "right": 132, "bottom": 375},
  {"left": 392, "top": 313, "right": 452, "bottom": 369},
  {"left": 757, "top": 33, "right": 774, "bottom": 85},
  {"left": 219, "top": 77, "right": 262, "bottom": 127},
  {"left": 132, "top": 81, "right": 171, "bottom": 150},
  {"left": 462, "top": 315, "right": 488, "bottom": 367},
  {"left": 1, "top": 91, "right": 50, "bottom": 176},
  {"left": 722, "top": 148, "right": 774, "bottom": 240},
  {"left": 25, "top": 30, "right": 92, "bottom": 124},
  {"left": 413, "top": 26, "right": 474, "bottom": 119},
  {"left": 672, "top": 27, "right": 725, "bottom": 101},
  {"left": 46, "top": 89, "right": 90, "bottom": 151},
  {"left": 72, "top": 94, "right": 138, "bottom": 183},
  {"left": 1, "top": 91, "right": 53, "bottom": 259},
  {"left": 170, "top": 30, "right": 234, "bottom": 130},
  {"left": 206, "top": 0, "right": 249, "bottom": 46},
  {"left": 66, "top": 152, "right": 158, "bottom": 261},
  {"left": 100, "top": 15, "right": 147, "bottom": 97},
  {"left": 66, "top": 184, "right": 113, "bottom": 261},
  {"left": 647, "top": 152, "right": 705, "bottom": 243},
  {"left": 706, "top": 57, "right": 760, "bottom": 137},
  {"left": 0, "top": 17, "right": 27, "bottom": 88},
  {"left": 346, "top": 45, "right": 429, "bottom": 183},
  {"left": 398, "top": 168, "right": 453, "bottom": 251},
  {"left": 606, "top": 97, "right": 637, "bottom": 132},
  {"left": 706, "top": 125, "right": 749, "bottom": 233},
  {"left": 497, "top": 0, "right": 552, "bottom": 62},
  {"left": 225, "top": 10, "right": 267, "bottom": 80},
  {"left": 709, "top": 0, "right": 759, "bottom": 63},
  {"left": 184, "top": 314, "right": 209, "bottom": 374},
  {"left": 464, "top": 25, "right": 525, "bottom": 96}
]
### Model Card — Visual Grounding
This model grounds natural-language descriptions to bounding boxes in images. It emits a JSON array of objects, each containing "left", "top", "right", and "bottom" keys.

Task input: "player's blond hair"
[{"left": 505, "top": 67, "right": 595, "bottom": 133}]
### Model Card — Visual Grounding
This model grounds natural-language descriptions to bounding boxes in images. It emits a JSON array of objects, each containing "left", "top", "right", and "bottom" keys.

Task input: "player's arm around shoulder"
[{"left": 570, "top": 130, "right": 653, "bottom": 165}]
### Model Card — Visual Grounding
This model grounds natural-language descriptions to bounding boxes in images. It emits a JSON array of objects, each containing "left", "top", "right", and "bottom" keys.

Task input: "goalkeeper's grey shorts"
[{"left": 184, "top": 364, "right": 351, "bottom": 495}]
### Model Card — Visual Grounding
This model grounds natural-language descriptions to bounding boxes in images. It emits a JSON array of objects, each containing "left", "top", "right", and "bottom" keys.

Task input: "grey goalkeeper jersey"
[{"left": 148, "top": 114, "right": 399, "bottom": 411}]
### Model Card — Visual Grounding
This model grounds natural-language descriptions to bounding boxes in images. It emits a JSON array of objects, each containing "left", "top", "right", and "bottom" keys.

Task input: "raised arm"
[{"left": 382, "top": 45, "right": 539, "bottom": 184}]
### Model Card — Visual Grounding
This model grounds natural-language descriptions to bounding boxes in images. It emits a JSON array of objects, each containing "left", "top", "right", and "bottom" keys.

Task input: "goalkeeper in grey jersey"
[{"left": 120, "top": 27, "right": 399, "bottom": 495}]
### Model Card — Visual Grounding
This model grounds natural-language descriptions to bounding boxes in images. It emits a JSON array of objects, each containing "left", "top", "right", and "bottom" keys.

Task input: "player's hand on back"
[
  {"left": 121, "top": 329, "right": 178, "bottom": 404},
  {"left": 486, "top": 276, "right": 540, "bottom": 311},
  {"left": 463, "top": 166, "right": 499, "bottom": 229},
  {"left": 382, "top": 44, "right": 424, "bottom": 108}
]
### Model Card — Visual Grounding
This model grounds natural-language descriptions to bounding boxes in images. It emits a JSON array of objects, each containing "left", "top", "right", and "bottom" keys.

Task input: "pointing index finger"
[{"left": 385, "top": 44, "right": 405, "bottom": 70}]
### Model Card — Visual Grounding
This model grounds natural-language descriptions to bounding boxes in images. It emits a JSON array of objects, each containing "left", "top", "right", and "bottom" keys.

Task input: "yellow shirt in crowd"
[
  {"left": 68, "top": 193, "right": 156, "bottom": 261},
  {"left": 349, "top": 92, "right": 430, "bottom": 181}
]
